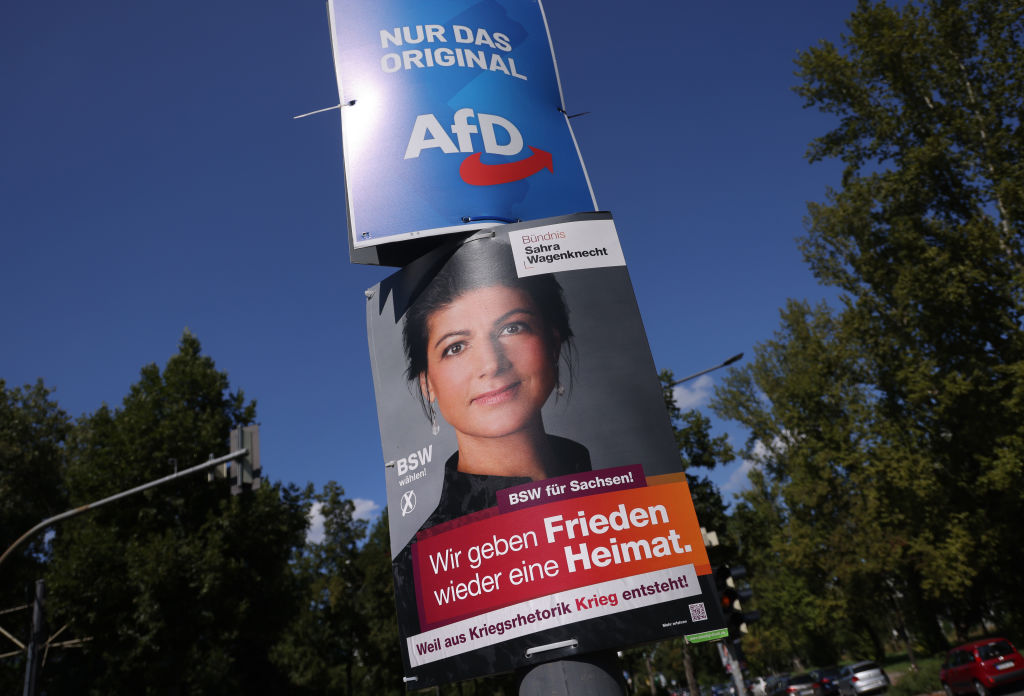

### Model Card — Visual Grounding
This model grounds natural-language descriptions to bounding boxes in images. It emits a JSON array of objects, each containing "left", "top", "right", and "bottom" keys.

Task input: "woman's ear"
[
  {"left": 549, "top": 329, "right": 563, "bottom": 363},
  {"left": 419, "top": 372, "right": 433, "bottom": 402}
]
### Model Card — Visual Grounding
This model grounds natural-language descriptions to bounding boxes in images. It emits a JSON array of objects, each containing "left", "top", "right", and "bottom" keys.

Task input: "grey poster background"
[{"left": 365, "top": 214, "right": 682, "bottom": 558}]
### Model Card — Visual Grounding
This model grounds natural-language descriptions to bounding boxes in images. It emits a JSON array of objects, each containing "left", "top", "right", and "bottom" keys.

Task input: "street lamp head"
[
  {"left": 722, "top": 353, "right": 744, "bottom": 367},
  {"left": 669, "top": 352, "right": 745, "bottom": 387}
]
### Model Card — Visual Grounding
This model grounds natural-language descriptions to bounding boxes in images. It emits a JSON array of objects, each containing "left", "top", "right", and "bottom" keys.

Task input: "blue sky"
[{"left": 2, "top": 0, "right": 855, "bottom": 522}]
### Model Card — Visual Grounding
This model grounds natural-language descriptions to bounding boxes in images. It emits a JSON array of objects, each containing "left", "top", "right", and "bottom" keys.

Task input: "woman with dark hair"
[{"left": 402, "top": 234, "right": 591, "bottom": 526}]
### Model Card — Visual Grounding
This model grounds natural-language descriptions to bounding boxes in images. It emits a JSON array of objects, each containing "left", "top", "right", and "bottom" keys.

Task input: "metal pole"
[
  {"left": 669, "top": 353, "right": 744, "bottom": 386},
  {"left": 23, "top": 579, "right": 44, "bottom": 696},
  {"left": 718, "top": 641, "right": 747, "bottom": 696},
  {"left": 518, "top": 650, "right": 626, "bottom": 696},
  {"left": 0, "top": 449, "right": 247, "bottom": 574},
  {"left": 683, "top": 640, "right": 699, "bottom": 696}
]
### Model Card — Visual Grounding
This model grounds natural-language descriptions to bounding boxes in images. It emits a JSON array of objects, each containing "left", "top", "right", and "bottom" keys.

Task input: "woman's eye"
[
  {"left": 441, "top": 342, "right": 465, "bottom": 358},
  {"left": 499, "top": 322, "right": 526, "bottom": 336}
]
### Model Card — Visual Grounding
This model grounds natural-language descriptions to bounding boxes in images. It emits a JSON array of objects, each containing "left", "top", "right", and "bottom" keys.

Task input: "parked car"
[
  {"left": 838, "top": 661, "right": 889, "bottom": 696},
  {"left": 768, "top": 673, "right": 820, "bottom": 696},
  {"left": 813, "top": 667, "right": 843, "bottom": 696},
  {"left": 711, "top": 682, "right": 736, "bottom": 696},
  {"left": 766, "top": 675, "right": 792, "bottom": 696},
  {"left": 940, "top": 637, "right": 1024, "bottom": 696},
  {"left": 786, "top": 673, "right": 822, "bottom": 696}
]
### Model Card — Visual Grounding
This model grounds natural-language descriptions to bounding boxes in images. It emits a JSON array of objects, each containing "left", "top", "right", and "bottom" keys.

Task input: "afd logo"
[{"left": 404, "top": 108, "right": 552, "bottom": 186}]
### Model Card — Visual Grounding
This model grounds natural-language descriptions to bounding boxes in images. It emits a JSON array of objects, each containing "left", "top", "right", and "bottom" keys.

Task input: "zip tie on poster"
[
  {"left": 461, "top": 216, "right": 520, "bottom": 224},
  {"left": 402, "top": 676, "right": 419, "bottom": 683},
  {"left": 525, "top": 638, "right": 578, "bottom": 658},
  {"left": 292, "top": 100, "right": 355, "bottom": 120},
  {"left": 557, "top": 107, "right": 590, "bottom": 119}
]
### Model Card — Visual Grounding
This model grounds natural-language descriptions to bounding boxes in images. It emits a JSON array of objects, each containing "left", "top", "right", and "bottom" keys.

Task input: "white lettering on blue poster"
[{"left": 327, "top": 0, "right": 598, "bottom": 249}]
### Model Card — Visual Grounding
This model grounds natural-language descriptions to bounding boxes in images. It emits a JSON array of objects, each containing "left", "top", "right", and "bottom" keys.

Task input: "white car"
[{"left": 838, "top": 662, "right": 889, "bottom": 696}]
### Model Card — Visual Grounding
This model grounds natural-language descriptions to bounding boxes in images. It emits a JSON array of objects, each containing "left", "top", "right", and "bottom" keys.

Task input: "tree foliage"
[
  {"left": 41, "top": 332, "right": 310, "bottom": 694},
  {"left": 0, "top": 379, "right": 70, "bottom": 693},
  {"left": 712, "top": 0, "right": 1024, "bottom": 671},
  {"left": 659, "top": 369, "right": 734, "bottom": 533},
  {"left": 272, "top": 482, "right": 372, "bottom": 695},
  {"left": 714, "top": 302, "right": 894, "bottom": 670},
  {"left": 353, "top": 510, "right": 404, "bottom": 695},
  {"left": 796, "top": 0, "right": 1024, "bottom": 640},
  {"left": 1, "top": 379, "right": 70, "bottom": 588}
]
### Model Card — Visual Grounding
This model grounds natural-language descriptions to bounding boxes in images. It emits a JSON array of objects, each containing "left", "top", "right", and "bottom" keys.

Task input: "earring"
[
  {"left": 429, "top": 403, "right": 439, "bottom": 436},
  {"left": 557, "top": 381, "right": 565, "bottom": 397}
]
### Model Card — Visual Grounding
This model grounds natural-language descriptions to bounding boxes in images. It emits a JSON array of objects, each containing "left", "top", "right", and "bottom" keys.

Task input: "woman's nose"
[{"left": 478, "top": 336, "right": 511, "bottom": 376}]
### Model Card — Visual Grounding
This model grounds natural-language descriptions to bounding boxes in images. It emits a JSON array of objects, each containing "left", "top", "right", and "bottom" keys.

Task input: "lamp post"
[
  {"left": 0, "top": 446, "right": 249, "bottom": 574},
  {"left": 669, "top": 353, "right": 744, "bottom": 387},
  {"left": 664, "top": 352, "right": 743, "bottom": 696}
]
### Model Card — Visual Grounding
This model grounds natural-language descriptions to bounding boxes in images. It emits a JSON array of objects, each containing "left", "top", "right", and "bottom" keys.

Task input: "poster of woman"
[{"left": 365, "top": 213, "right": 725, "bottom": 687}]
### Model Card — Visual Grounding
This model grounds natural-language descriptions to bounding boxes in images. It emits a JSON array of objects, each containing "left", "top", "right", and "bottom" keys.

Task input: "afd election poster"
[
  {"left": 327, "top": 0, "right": 596, "bottom": 253},
  {"left": 365, "top": 213, "right": 727, "bottom": 687}
]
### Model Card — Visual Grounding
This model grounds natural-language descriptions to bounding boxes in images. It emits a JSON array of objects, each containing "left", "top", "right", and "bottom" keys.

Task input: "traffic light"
[
  {"left": 206, "top": 454, "right": 228, "bottom": 482},
  {"left": 229, "top": 425, "right": 262, "bottom": 495},
  {"left": 714, "top": 565, "right": 760, "bottom": 638}
]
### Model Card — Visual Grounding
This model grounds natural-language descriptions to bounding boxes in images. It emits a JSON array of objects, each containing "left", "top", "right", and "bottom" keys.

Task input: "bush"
[{"left": 889, "top": 660, "right": 942, "bottom": 696}]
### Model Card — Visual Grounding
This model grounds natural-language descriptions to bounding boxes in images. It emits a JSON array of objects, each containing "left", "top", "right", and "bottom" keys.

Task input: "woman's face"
[{"left": 421, "top": 285, "right": 559, "bottom": 441}]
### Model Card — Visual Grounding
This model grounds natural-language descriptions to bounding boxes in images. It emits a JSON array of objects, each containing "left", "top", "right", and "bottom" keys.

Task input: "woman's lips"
[{"left": 471, "top": 382, "right": 520, "bottom": 406}]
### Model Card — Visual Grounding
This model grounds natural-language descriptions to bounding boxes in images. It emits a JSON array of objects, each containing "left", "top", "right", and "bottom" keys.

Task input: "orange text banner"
[{"left": 412, "top": 482, "right": 710, "bottom": 629}]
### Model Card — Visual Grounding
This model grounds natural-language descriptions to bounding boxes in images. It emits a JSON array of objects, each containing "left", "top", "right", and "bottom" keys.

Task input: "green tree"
[
  {"left": 272, "top": 482, "right": 370, "bottom": 695},
  {"left": 353, "top": 509, "right": 403, "bottom": 695},
  {"left": 709, "top": 0, "right": 1024, "bottom": 668},
  {"left": 0, "top": 379, "right": 70, "bottom": 692},
  {"left": 43, "top": 331, "right": 309, "bottom": 695},
  {"left": 659, "top": 370, "right": 734, "bottom": 532},
  {"left": 793, "top": 0, "right": 1024, "bottom": 637},
  {"left": 713, "top": 302, "right": 890, "bottom": 670},
  {"left": 0, "top": 379, "right": 70, "bottom": 568}
]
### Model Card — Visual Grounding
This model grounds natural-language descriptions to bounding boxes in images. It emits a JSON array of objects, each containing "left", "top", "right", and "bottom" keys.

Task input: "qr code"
[{"left": 689, "top": 602, "right": 708, "bottom": 622}]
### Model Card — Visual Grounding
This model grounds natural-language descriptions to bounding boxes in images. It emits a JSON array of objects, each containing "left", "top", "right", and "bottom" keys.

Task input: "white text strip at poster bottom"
[{"left": 408, "top": 564, "right": 701, "bottom": 667}]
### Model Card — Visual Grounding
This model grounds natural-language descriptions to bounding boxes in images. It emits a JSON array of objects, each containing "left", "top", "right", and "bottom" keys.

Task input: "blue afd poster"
[{"left": 327, "top": 0, "right": 597, "bottom": 249}]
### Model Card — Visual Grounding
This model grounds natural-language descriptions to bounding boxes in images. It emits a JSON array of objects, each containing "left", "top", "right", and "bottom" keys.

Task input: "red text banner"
[{"left": 412, "top": 483, "right": 710, "bottom": 629}]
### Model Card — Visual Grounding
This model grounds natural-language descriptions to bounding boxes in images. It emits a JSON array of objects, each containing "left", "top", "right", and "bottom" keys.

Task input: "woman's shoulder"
[{"left": 546, "top": 434, "right": 591, "bottom": 474}]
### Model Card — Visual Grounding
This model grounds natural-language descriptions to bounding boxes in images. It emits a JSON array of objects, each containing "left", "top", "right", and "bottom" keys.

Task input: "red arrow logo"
[{"left": 459, "top": 147, "right": 553, "bottom": 186}]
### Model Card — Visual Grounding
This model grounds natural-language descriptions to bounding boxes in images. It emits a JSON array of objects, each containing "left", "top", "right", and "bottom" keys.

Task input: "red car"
[{"left": 940, "top": 637, "right": 1024, "bottom": 696}]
